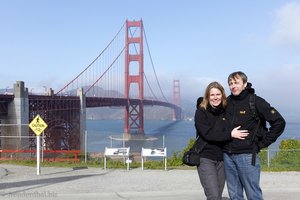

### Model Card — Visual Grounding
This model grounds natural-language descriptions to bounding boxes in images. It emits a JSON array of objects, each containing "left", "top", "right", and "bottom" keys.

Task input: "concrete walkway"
[{"left": 1, "top": 164, "right": 300, "bottom": 200}]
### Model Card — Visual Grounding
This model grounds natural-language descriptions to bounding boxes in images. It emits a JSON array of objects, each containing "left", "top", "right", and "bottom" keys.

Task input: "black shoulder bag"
[{"left": 182, "top": 137, "right": 206, "bottom": 166}]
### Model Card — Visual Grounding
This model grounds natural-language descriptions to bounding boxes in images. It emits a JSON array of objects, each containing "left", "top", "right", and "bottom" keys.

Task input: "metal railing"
[
  {"left": 0, "top": 124, "right": 80, "bottom": 161},
  {"left": 259, "top": 149, "right": 300, "bottom": 169}
]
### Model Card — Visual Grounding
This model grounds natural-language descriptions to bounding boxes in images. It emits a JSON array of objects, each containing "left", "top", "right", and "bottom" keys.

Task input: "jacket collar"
[{"left": 230, "top": 82, "right": 255, "bottom": 100}]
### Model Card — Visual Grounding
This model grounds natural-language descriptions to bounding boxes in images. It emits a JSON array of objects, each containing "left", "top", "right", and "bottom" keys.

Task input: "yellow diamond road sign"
[{"left": 29, "top": 114, "right": 48, "bottom": 136}]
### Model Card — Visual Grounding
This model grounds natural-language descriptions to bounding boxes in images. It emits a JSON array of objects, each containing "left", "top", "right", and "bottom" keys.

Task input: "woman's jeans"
[
  {"left": 223, "top": 153, "right": 263, "bottom": 200},
  {"left": 197, "top": 157, "right": 225, "bottom": 200}
]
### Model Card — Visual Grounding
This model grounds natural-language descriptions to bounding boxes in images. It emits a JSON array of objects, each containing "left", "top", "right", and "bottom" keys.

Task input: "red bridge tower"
[
  {"left": 173, "top": 80, "right": 181, "bottom": 120},
  {"left": 124, "top": 19, "right": 144, "bottom": 134}
]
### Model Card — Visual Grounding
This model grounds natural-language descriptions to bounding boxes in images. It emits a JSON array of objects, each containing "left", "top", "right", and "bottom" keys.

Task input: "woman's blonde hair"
[{"left": 199, "top": 81, "right": 227, "bottom": 109}]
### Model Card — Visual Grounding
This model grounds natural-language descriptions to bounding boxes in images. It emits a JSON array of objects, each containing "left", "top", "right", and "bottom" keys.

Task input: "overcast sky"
[{"left": 1, "top": 1, "right": 300, "bottom": 122}]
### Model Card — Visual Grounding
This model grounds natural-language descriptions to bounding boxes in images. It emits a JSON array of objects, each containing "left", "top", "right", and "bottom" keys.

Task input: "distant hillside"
[
  {"left": 0, "top": 88, "right": 13, "bottom": 94},
  {"left": 86, "top": 98, "right": 196, "bottom": 120}
]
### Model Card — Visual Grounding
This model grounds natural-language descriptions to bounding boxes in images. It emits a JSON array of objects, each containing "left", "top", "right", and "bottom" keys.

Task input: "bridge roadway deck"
[
  {"left": 0, "top": 94, "right": 180, "bottom": 114},
  {"left": 1, "top": 164, "right": 300, "bottom": 200}
]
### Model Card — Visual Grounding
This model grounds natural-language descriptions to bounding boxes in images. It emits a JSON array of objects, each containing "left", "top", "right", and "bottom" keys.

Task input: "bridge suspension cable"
[
  {"left": 56, "top": 22, "right": 126, "bottom": 95},
  {"left": 143, "top": 26, "right": 169, "bottom": 102},
  {"left": 127, "top": 25, "right": 159, "bottom": 101},
  {"left": 55, "top": 20, "right": 171, "bottom": 104},
  {"left": 85, "top": 46, "right": 125, "bottom": 94}
]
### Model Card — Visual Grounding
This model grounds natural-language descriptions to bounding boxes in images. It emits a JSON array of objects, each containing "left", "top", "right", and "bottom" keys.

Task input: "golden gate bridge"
[{"left": 0, "top": 19, "right": 181, "bottom": 159}]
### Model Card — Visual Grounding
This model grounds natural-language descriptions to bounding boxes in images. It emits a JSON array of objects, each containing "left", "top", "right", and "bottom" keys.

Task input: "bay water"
[{"left": 86, "top": 119, "right": 299, "bottom": 157}]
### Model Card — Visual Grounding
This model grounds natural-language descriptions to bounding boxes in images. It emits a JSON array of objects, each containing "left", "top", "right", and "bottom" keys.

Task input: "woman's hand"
[{"left": 231, "top": 126, "right": 249, "bottom": 139}]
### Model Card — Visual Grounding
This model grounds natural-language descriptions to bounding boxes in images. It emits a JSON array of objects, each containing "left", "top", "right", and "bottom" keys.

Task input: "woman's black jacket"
[{"left": 194, "top": 104, "right": 232, "bottom": 161}]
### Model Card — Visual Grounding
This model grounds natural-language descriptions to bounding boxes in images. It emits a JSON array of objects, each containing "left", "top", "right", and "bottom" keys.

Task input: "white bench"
[
  {"left": 104, "top": 147, "right": 131, "bottom": 170},
  {"left": 141, "top": 147, "right": 167, "bottom": 170}
]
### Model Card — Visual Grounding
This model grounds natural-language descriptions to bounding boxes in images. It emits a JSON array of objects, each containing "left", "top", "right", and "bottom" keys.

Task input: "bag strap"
[
  {"left": 249, "top": 93, "right": 261, "bottom": 166},
  {"left": 193, "top": 136, "right": 207, "bottom": 153},
  {"left": 249, "top": 93, "right": 260, "bottom": 122}
]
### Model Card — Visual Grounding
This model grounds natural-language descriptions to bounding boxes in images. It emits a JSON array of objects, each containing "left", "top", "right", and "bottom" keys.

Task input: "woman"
[{"left": 194, "top": 81, "right": 248, "bottom": 200}]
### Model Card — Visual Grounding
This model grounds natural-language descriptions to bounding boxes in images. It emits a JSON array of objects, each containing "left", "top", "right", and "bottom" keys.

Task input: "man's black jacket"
[{"left": 223, "top": 84, "right": 286, "bottom": 154}]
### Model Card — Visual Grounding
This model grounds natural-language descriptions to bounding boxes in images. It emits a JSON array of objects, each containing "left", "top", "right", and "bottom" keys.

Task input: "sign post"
[
  {"left": 36, "top": 135, "right": 40, "bottom": 175},
  {"left": 29, "top": 114, "right": 48, "bottom": 175}
]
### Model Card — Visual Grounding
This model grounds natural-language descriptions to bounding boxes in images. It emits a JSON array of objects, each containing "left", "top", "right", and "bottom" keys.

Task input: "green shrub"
[
  {"left": 270, "top": 139, "right": 300, "bottom": 167},
  {"left": 258, "top": 149, "right": 268, "bottom": 166},
  {"left": 167, "top": 138, "right": 196, "bottom": 167},
  {"left": 259, "top": 139, "right": 300, "bottom": 171}
]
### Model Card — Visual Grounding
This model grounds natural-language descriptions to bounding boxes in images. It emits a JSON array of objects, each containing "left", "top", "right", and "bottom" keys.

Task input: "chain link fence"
[{"left": 259, "top": 149, "right": 300, "bottom": 170}]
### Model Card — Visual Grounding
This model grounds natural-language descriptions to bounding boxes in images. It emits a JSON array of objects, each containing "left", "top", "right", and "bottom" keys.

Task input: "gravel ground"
[{"left": 0, "top": 164, "right": 300, "bottom": 200}]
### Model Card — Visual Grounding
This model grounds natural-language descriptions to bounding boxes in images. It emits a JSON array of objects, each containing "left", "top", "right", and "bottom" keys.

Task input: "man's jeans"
[{"left": 223, "top": 153, "right": 263, "bottom": 200}]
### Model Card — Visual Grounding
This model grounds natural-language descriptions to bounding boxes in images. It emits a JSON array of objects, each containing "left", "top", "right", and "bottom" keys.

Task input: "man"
[{"left": 223, "top": 71, "right": 286, "bottom": 200}]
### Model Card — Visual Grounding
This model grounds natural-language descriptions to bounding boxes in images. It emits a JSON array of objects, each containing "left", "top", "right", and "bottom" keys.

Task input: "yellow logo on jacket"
[{"left": 240, "top": 110, "right": 246, "bottom": 114}]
